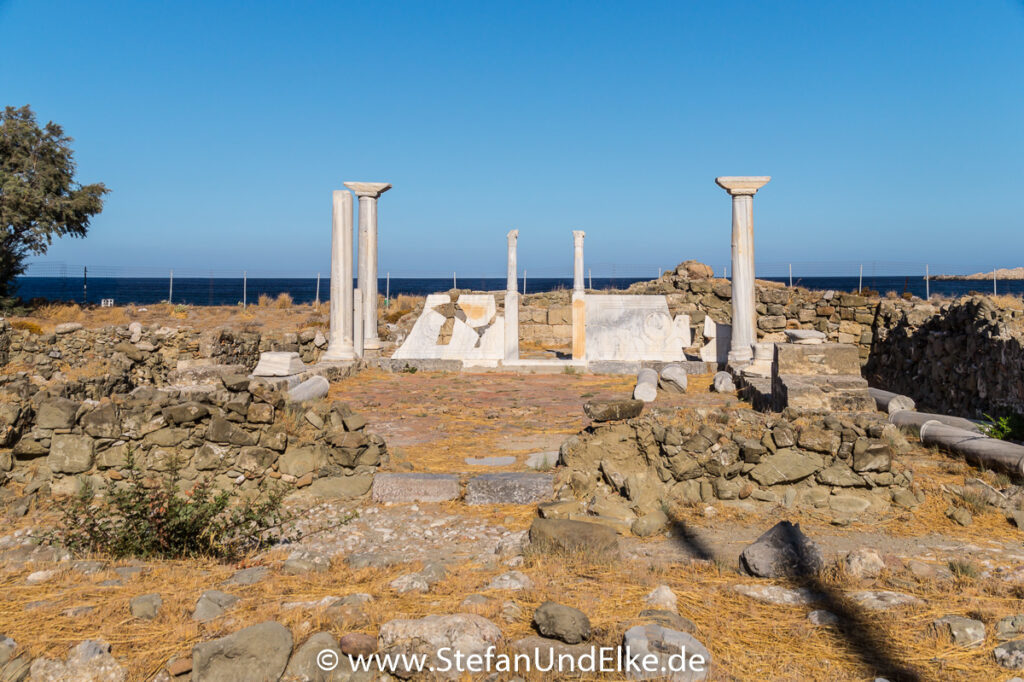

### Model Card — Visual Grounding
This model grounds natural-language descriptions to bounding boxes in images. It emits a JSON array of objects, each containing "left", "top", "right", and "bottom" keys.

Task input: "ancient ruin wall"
[
  {"left": 0, "top": 373, "right": 387, "bottom": 500},
  {"left": 865, "top": 297, "right": 1024, "bottom": 418}
]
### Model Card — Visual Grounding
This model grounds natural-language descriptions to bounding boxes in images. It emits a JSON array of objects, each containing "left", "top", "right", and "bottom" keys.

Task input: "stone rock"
[
  {"left": 377, "top": 614, "right": 503, "bottom": 679},
  {"left": 223, "top": 566, "right": 268, "bottom": 586},
  {"left": 162, "top": 402, "right": 210, "bottom": 425},
  {"left": 844, "top": 548, "right": 885, "bottom": 579},
  {"left": 995, "top": 640, "right": 1024, "bottom": 669},
  {"left": 997, "top": 615, "right": 1024, "bottom": 641},
  {"left": 528, "top": 518, "right": 619, "bottom": 558},
  {"left": 533, "top": 601, "right": 590, "bottom": 644},
  {"left": 808, "top": 610, "right": 839, "bottom": 625},
  {"left": 282, "top": 551, "right": 330, "bottom": 575},
  {"left": 465, "top": 473, "right": 553, "bottom": 505},
  {"left": 301, "top": 473, "right": 374, "bottom": 499},
  {"left": 638, "top": 610, "right": 696, "bottom": 633},
  {"left": 28, "top": 640, "right": 125, "bottom": 682},
  {"left": 206, "top": 417, "right": 256, "bottom": 446},
  {"left": 739, "top": 521, "right": 824, "bottom": 578},
  {"left": 81, "top": 403, "right": 120, "bottom": 438},
  {"left": 712, "top": 371, "right": 735, "bottom": 393},
  {"left": 525, "top": 451, "right": 559, "bottom": 470},
  {"left": 852, "top": 444, "right": 891, "bottom": 473},
  {"left": 130, "top": 593, "right": 162, "bottom": 620},
  {"left": 0, "top": 636, "right": 14, "bottom": 666},
  {"left": 644, "top": 585, "right": 678, "bottom": 613},
  {"left": 816, "top": 463, "right": 865, "bottom": 487},
  {"left": 733, "top": 584, "right": 820, "bottom": 606},
  {"left": 339, "top": 632, "right": 376, "bottom": 657},
  {"left": 748, "top": 450, "right": 823, "bottom": 486},
  {"left": 829, "top": 493, "right": 871, "bottom": 514},
  {"left": 621, "top": 624, "right": 711, "bottom": 681},
  {"left": 583, "top": 400, "right": 644, "bottom": 422},
  {"left": 947, "top": 507, "right": 973, "bottom": 526},
  {"left": 464, "top": 456, "right": 517, "bottom": 467},
  {"left": 278, "top": 445, "right": 322, "bottom": 478},
  {"left": 847, "top": 590, "right": 923, "bottom": 611},
  {"left": 282, "top": 631, "right": 356, "bottom": 681},
  {"left": 191, "top": 590, "right": 239, "bottom": 621},
  {"left": 933, "top": 615, "right": 985, "bottom": 648},
  {"left": 797, "top": 426, "right": 840, "bottom": 455},
  {"left": 486, "top": 571, "right": 533, "bottom": 591},
  {"left": 371, "top": 473, "right": 460, "bottom": 503},
  {"left": 784, "top": 329, "right": 826, "bottom": 344},
  {"left": 632, "top": 509, "right": 668, "bottom": 537},
  {"left": 47, "top": 434, "right": 94, "bottom": 474},
  {"left": 36, "top": 398, "right": 80, "bottom": 430},
  {"left": 54, "top": 322, "right": 82, "bottom": 334},
  {"left": 191, "top": 621, "right": 292, "bottom": 682},
  {"left": 511, "top": 636, "right": 594, "bottom": 669},
  {"left": 252, "top": 351, "right": 305, "bottom": 377}
]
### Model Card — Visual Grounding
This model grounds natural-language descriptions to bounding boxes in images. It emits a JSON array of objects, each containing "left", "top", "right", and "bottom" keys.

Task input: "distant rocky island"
[{"left": 934, "top": 267, "right": 1024, "bottom": 280}]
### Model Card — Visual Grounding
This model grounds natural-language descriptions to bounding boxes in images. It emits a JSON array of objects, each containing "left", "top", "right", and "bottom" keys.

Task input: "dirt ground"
[{"left": 3, "top": 370, "right": 1024, "bottom": 680}]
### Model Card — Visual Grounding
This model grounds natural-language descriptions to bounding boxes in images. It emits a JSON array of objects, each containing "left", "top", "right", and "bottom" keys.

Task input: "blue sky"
[{"left": 1, "top": 1, "right": 1022, "bottom": 278}]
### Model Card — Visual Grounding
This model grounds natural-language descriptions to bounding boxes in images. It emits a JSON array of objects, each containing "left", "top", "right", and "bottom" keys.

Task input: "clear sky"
[{"left": 1, "top": 1, "right": 1022, "bottom": 278}]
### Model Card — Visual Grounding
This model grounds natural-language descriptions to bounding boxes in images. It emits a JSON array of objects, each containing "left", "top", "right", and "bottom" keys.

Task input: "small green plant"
[
  {"left": 401, "top": 363, "right": 418, "bottom": 374},
  {"left": 980, "top": 413, "right": 1024, "bottom": 441},
  {"left": 948, "top": 559, "right": 979, "bottom": 580},
  {"left": 959, "top": 488, "right": 989, "bottom": 515},
  {"left": 53, "top": 452, "right": 296, "bottom": 561},
  {"left": 562, "top": 365, "right": 578, "bottom": 375}
]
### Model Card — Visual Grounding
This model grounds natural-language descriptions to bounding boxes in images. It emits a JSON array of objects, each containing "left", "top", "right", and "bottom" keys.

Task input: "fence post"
[
  {"left": 83, "top": 266, "right": 87, "bottom": 305},
  {"left": 925, "top": 264, "right": 929, "bottom": 299},
  {"left": 453, "top": 271, "right": 456, "bottom": 290},
  {"left": 315, "top": 272, "right": 320, "bottom": 306},
  {"left": 994, "top": 270, "right": 997, "bottom": 295},
  {"left": 859, "top": 264, "right": 863, "bottom": 293},
  {"left": 243, "top": 271, "right": 247, "bottom": 308},
  {"left": 588, "top": 269, "right": 592, "bottom": 290},
  {"left": 169, "top": 269, "right": 173, "bottom": 304},
  {"left": 788, "top": 263, "right": 792, "bottom": 287},
  {"left": 386, "top": 272, "right": 390, "bottom": 308},
  {"left": 523, "top": 270, "right": 526, "bottom": 294}
]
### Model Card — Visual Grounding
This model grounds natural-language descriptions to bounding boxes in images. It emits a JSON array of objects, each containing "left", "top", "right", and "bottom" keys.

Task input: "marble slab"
[{"left": 584, "top": 295, "right": 690, "bottom": 362}]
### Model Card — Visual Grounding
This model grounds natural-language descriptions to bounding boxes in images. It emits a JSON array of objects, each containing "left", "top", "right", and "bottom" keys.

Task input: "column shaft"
[
  {"left": 505, "top": 229, "right": 519, "bottom": 362},
  {"left": 572, "top": 231, "right": 585, "bottom": 293},
  {"left": 323, "top": 191, "right": 355, "bottom": 361},
  {"left": 730, "top": 193, "right": 756, "bottom": 364}
]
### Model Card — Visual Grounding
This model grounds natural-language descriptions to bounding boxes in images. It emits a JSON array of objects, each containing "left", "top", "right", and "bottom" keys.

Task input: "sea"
[{"left": 10, "top": 275, "right": 1024, "bottom": 307}]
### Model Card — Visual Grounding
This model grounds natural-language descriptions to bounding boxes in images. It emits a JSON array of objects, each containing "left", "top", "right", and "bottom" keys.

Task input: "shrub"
[
  {"left": 273, "top": 292, "right": 293, "bottom": 309},
  {"left": 53, "top": 452, "right": 297, "bottom": 561},
  {"left": 981, "top": 413, "right": 1024, "bottom": 441},
  {"left": 257, "top": 293, "right": 272, "bottom": 307},
  {"left": 10, "top": 319, "right": 42, "bottom": 335}
]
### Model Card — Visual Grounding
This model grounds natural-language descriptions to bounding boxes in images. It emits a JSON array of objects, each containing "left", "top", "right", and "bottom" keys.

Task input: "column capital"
[
  {"left": 715, "top": 176, "right": 770, "bottom": 196},
  {"left": 343, "top": 182, "right": 392, "bottom": 198},
  {"left": 507, "top": 229, "right": 518, "bottom": 241},
  {"left": 572, "top": 230, "right": 585, "bottom": 240}
]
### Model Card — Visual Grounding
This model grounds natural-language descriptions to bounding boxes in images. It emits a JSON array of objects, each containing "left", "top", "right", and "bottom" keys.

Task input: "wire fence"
[{"left": 13, "top": 260, "right": 1024, "bottom": 307}]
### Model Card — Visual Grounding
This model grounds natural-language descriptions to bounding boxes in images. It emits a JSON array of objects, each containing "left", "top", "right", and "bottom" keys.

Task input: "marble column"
[
  {"left": 714, "top": 176, "right": 770, "bottom": 367},
  {"left": 571, "top": 230, "right": 586, "bottom": 360},
  {"left": 344, "top": 182, "right": 392, "bottom": 351},
  {"left": 322, "top": 190, "right": 356, "bottom": 361},
  {"left": 353, "top": 287, "right": 364, "bottom": 358},
  {"left": 504, "top": 229, "right": 519, "bottom": 363},
  {"left": 572, "top": 230, "right": 585, "bottom": 293}
]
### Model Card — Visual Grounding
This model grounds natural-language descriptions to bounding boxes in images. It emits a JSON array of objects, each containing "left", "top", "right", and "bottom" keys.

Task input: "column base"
[
  {"left": 363, "top": 338, "right": 382, "bottom": 351},
  {"left": 320, "top": 343, "right": 357, "bottom": 362},
  {"left": 727, "top": 347, "right": 753, "bottom": 368}
]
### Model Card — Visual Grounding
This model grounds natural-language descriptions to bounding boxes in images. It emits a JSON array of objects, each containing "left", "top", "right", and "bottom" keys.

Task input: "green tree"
[{"left": 0, "top": 105, "right": 108, "bottom": 297}]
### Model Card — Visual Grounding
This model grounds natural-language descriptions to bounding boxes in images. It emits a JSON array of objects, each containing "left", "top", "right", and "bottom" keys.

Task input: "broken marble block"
[
  {"left": 253, "top": 351, "right": 306, "bottom": 377},
  {"left": 784, "top": 329, "right": 827, "bottom": 345}
]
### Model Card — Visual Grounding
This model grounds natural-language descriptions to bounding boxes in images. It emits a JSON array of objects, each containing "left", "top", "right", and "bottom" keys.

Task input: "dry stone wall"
[
  {"left": 865, "top": 296, "right": 1024, "bottom": 418},
  {"left": 0, "top": 373, "right": 387, "bottom": 500},
  {"left": 554, "top": 408, "right": 919, "bottom": 532}
]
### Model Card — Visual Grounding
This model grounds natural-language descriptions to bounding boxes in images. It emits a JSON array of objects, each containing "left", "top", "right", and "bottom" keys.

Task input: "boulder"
[
  {"left": 995, "top": 640, "right": 1024, "bottom": 670},
  {"left": 377, "top": 614, "right": 503, "bottom": 679},
  {"left": 191, "top": 590, "right": 239, "bottom": 621},
  {"left": 130, "top": 593, "right": 162, "bottom": 620},
  {"left": 287, "top": 376, "right": 330, "bottom": 403},
  {"left": 997, "top": 615, "right": 1024, "bottom": 641},
  {"left": 643, "top": 585, "right": 678, "bottom": 613},
  {"left": 732, "top": 584, "right": 820, "bottom": 606},
  {"left": 846, "top": 590, "right": 923, "bottom": 611},
  {"left": 191, "top": 621, "right": 292, "bottom": 682},
  {"left": 162, "top": 402, "right": 210, "bottom": 425},
  {"left": 206, "top": 417, "right": 256, "bottom": 446},
  {"left": 797, "top": 426, "right": 840, "bottom": 455},
  {"left": 712, "top": 371, "right": 735, "bottom": 393},
  {"left": 533, "top": 601, "right": 591, "bottom": 644},
  {"left": 36, "top": 398, "right": 80, "bottom": 429},
  {"left": 28, "top": 640, "right": 125, "bottom": 682},
  {"left": 485, "top": 571, "right": 533, "bottom": 591},
  {"left": 81, "top": 402, "right": 120, "bottom": 438},
  {"left": 621, "top": 624, "right": 711, "bottom": 681},
  {"left": 843, "top": 548, "right": 885, "bottom": 579},
  {"left": 933, "top": 615, "right": 985, "bottom": 648},
  {"left": 282, "top": 631, "right": 353, "bottom": 681},
  {"left": 739, "top": 521, "right": 824, "bottom": 578},
  {"left": 583, "top": 400, "right": 644, "bottom": 422},
  {"left": 659, "top": 364, "right": 688, "bottom": 393},
  {"left": 852, "top": 443, "right": 892, "bottom": 473}
]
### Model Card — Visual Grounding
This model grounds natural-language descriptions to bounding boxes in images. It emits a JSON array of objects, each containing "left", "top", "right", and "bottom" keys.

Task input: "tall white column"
[
  {"left": 322, "top": 190, "right": 356, "bottom": 361},
  {"left": 572, "top": 230, "right": 585, "bottom": 293},
  {"left": 715, "top": 176, "right": 770, "bottom": 367},
  {"left": 353, "top": 286, "right": 364, "bottom": 358},
  {"left": 571, "top": 230, "right": 586, "bottom": 360},
  {"left": 344, "top": 182, "right": 392, "bottom": 351},
  {"left": 504, "top": 229, "right": 519, "bottom": 363}
]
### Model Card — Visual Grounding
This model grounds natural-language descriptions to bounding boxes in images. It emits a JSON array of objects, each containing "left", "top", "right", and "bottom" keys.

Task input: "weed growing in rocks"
[{"left": 53, "top": 452, "right": 296, "bottom": 561}]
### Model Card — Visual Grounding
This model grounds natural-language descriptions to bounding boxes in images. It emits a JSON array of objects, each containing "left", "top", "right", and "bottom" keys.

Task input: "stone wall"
[
  {"left": 0, "top": 373, "right": 387, "bottom": 500},
  {"left": 553, "top": 407, "right": 918, "bottom": 534},
  {"left": 0, "top": 320, "right": 329, "bottom": 385},
  {"left": 865, "top": 296, "right": 1024, "bottom": 418}
]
